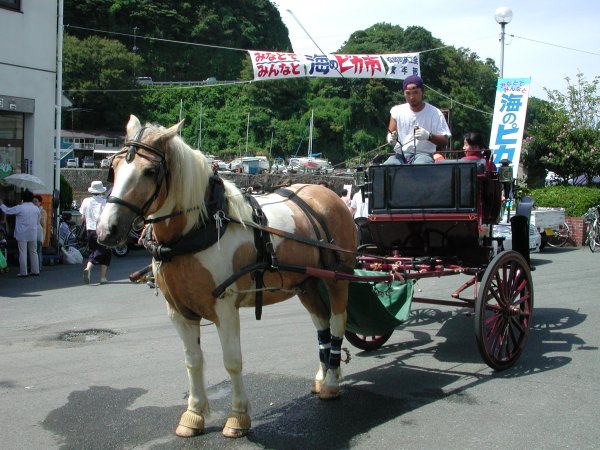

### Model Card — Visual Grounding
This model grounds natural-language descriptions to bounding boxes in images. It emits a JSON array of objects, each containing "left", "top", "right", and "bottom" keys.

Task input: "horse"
[{"left": 97, "top": 115, "right": 357, "bottom": 439}]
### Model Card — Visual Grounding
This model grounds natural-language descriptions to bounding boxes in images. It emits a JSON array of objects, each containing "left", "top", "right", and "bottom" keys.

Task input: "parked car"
[
  {"left": 66, "top": 158, "right": 78, "bottom": 168},
  {"left": 100, "top": 158, "right": 111, "bottom": 168},
  {"left": 493, "top": 222, "right": 542, "bottom": 254},
  {"left": 82, "top": 156, "right": 95, "bottom": 168}
]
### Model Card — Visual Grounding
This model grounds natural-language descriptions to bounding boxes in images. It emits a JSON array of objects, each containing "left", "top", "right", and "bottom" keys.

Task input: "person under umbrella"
[{"left": 0, "top": 190, "right": 40, "bottom": 277}]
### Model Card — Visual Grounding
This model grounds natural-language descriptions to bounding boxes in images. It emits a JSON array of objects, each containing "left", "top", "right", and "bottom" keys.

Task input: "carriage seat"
[
  {"left": 436, "top": 158, "right": 487, "bottom": 174},
  {"left": 369, "top": 161, "right": 479, "bottom": 214},
  {"left": 365, "top": 161, "right": 492, "bottom": 264}
]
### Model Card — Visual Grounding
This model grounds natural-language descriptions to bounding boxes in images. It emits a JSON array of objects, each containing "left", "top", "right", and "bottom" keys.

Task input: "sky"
[{"left": 273, "top": 0, "right": 600, "bottom": 100}]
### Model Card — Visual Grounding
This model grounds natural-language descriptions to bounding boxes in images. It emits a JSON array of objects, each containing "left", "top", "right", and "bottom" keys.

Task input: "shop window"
[
  {"left": 0, "top": 113, "right": 24, "bottom": 178},
  {"left": 0, "top": 0, "right": 21, "bottom": 12}
]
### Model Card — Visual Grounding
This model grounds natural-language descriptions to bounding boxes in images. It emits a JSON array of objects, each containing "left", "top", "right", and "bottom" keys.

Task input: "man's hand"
[
  {"left": 414, "top": 127, "right": 430, "bottom": 141},
  {"left": 386, "top": 131, "right": 398, "bottom": 146}
]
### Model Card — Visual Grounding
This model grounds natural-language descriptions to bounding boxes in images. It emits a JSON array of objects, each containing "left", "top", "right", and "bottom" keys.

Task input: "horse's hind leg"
[
  {"left": 167, "top": 304, "right": 209, "bottom": 437},
  {"left": 299, "top": 279, "right": 348, "bottom": 400},
  {"left": 214, "top": 298, "right": 251, "bottom": 438}
]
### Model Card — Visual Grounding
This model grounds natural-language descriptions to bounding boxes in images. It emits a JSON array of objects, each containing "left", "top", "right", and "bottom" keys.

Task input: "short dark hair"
[
  {"left": 33, "top": 194, "right": 43, "bottom": 203},
  {"left": 22, "top": 190, "right": 34, "bottom": 202},
  {"left": 463, "top": 132, "right": 485, "bottom": 148}
]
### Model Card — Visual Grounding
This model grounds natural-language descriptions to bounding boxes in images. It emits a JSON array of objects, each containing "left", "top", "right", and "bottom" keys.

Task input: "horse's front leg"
[
  {"left": 299, "top": 280, "right": 348, "bottom": 400},
  {"left": 215, "top": 297, "right": 251, "bottom": 438},
  {"left": 167, "top": 303, "right": 209, "bottom": 437}
]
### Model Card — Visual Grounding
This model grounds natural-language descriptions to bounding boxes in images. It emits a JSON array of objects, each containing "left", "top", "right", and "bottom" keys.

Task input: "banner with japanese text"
[
  {"left": 489, "top": 77, "right": 531, "bottom": 178},
  {"left": 248, "top": 51, "right": 420, "bottom": 81}
]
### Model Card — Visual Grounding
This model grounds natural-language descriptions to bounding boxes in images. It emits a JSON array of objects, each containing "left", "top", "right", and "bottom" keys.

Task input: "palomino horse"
[{"left": 97, "top": 115, "right": 357, "bottom": 438}]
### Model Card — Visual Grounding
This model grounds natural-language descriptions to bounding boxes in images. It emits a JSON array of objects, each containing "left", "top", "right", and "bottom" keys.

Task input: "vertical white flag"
[{"left": 489, "top": 78, "right": 531, "bottom": 179}]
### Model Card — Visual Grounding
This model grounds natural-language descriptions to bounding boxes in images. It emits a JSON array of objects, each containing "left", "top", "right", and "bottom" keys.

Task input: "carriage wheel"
[
  {"left": 475, "top": 250, "right": 533, "bottom": 371},
  {"left": 344, "top": 330, "right": 393, "bottom": 351}
]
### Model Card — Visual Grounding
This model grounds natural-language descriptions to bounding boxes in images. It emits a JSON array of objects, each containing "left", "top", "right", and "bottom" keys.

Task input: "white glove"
[
  {"left": 386, "top": 131, "right": 398, "bottom": 146},
  {"left": 414, "top": 127, "right": 430, "bottom": 141}
]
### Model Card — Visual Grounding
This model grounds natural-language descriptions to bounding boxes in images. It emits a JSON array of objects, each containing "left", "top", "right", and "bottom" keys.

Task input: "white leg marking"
[
  {"left": 167, "top": 303, "right": 209, "bottom": 416},
  {"left": 215, "top": 297, "right": 249, "bottom": 415}
]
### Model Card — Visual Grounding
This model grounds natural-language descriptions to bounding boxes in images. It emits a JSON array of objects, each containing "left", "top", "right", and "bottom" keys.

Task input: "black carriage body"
[{"left": 365, "top": 160, "right": 502, "bottom": 265}]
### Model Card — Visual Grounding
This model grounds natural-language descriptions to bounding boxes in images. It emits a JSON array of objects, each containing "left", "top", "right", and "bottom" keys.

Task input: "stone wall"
[{"left": 62, "top": 168, "right": 355, "bottom": 205}]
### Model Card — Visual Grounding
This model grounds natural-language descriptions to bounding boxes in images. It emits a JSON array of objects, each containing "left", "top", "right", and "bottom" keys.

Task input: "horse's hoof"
[
  {"left": 318, "top": 385, "right": 340, "bottom": 400},
  {"left": 311, "top": 379, "right": 323, "bottom": 394},
  {"left": 176, "top": 410, "right": 204, "bottom": 437},
  {"left": 222, "top": 412, "right": 251, "bottom": 438}
]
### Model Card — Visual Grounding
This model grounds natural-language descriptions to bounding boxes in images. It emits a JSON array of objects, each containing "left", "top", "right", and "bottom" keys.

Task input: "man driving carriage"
[{"left": 384, "top": 75, "right": 451, "bottom": 165}]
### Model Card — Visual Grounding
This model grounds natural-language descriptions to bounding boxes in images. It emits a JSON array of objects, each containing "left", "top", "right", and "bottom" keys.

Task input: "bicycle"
[
  {"left": 546, "top": 222, "right": 572, "bottom": 248},
  {"left": 584, "top": 206, "right": 600, "bottom": 252},
  {"left": 60, "top": 216, "right": 90, "bottom": 258}
]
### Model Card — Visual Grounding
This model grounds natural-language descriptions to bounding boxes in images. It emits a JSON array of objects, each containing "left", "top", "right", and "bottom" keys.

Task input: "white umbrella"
[{"left": 4, "top": 173, "right": 47, "bottom": 191}]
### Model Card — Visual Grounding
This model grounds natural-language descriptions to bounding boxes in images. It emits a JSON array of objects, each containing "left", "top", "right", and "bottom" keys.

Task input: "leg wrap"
[
  {"left": 328, "top": 335, "right": 343, "bottom": 369},
  {"left": 317, "top": 329, "right": 331, "bottom": 365}
]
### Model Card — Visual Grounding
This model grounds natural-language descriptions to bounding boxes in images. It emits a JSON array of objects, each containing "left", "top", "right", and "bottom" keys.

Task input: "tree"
[
  {"left": 523, "top": 72, "right": 600, "bottom": 185},
  {"left": 62, "top": 34, "right": 143, "bottom": 130}
]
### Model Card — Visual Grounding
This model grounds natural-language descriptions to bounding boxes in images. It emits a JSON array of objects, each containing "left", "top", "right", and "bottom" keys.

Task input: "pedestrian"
[
  {"left": 340, "top": 188, "right": 351, "bottom": 208},
  {"left": 32, "top": 195, "right": 47, "bottom": 271},
  {"left": 80, "top": 180, "right": 111, "bottom": 285},
  {"left": 384, "top": 75, "right": 451, "bottom": 165},
  {"left": 0, "top": 190, "right": 40, "bottom": 277},
  {"left": 349, "top": 189, "right": 368, "bottom": 220}
]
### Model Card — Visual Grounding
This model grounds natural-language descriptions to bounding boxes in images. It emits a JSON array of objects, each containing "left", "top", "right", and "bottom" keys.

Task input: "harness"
[
  {"left": 107, "top": 127, "right": 171, "bottom": 229},
  {"left": 107, "top": 131, "right": 353, "bottom": 320}
]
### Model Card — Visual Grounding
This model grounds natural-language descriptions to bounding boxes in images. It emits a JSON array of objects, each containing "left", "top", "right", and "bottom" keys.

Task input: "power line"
[
  {"left": 510, "top": 33, "right": 600, "bottom": 57},
  {"left": 65, "top": 24, "right": 249, "bottom": 53}
]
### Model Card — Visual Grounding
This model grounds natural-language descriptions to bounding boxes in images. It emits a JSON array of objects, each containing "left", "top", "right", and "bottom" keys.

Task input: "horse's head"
[{"left": 97, "top": 115, "right": 184, "bottom": 247}]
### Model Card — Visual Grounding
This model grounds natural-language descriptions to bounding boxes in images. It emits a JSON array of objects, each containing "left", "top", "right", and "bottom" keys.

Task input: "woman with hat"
[{"left": 79, "top": 180, "right": 111, "bottom": 284}]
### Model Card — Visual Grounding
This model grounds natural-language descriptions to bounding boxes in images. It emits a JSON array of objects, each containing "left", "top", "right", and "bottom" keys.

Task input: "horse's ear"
[
  {"left": 126, "top": 115, "right": 142, "bottom": 138},
  {"left": 163, "top": 120, "right": 184, "bottom": 139}
]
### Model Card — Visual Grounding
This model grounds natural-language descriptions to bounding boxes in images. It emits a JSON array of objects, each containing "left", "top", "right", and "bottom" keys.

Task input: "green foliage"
[
  {"left": 62, "top": 2, "right": 504, "bottom": 165},
  {"left": 59, "top": 174, "right": 73, "bottom": 211},
  {"left": 527, "top": 186, "right": 600, "bottom": 217},
  {"left": 62, "top": 34, "right": 143, "bottom": 130},
  {"left": 64, "top": 0, "right": 291, "bottom": 83},
  {"left": 523, "top": 72, "right": 600, "bottom": 186}
]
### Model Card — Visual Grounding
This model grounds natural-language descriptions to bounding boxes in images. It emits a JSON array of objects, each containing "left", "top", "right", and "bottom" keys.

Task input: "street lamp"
[{"left": 494, "top": 6, "right": 513, "bottom": 78}]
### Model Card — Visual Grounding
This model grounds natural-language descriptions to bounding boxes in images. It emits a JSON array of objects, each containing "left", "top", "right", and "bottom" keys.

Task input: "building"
[
  {"left": 0, "top": 1, "right": 58, "bottom": 194},
  {"left": 60, "top": 130, "right": 124, "bottom": 168}
]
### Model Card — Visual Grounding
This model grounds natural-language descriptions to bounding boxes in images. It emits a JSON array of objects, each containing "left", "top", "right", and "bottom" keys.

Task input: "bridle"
[{"left": 106, "top": 127, "right": 170, "bottom": 230}]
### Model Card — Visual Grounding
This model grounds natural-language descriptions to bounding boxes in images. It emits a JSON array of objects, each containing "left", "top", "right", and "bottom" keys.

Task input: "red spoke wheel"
[
  {"left": 475, "top": 250, "right": 534, "bottom": 371},
  {"left": 344, "top": 330, "right": 393, "bottom": 351}
]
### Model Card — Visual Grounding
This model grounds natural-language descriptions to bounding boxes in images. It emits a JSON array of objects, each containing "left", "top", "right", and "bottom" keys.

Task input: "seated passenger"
[
  {"left": 462, "top": 131, "right": 497, "bottom": 172},
  {"left": 383, "top": 75, "right": 451, "bottom": 165},
  {"left": 461, "top": 131, "right": 486, "bottom": 160}
]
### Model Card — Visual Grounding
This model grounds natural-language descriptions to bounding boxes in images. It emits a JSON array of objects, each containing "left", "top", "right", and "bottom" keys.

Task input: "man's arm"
[{"left": 428, "top": 133, "right": 448, "bottom": 147}]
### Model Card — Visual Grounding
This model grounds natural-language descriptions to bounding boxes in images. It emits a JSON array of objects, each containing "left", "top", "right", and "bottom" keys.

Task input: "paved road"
[{"left": 1, "top": 247, "right": 599, "bottom": 449}]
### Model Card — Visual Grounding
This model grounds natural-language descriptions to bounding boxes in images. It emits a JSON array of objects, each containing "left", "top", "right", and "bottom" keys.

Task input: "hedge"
[{"left": 525, "top": 186, "right": 600, "bottom": 217}]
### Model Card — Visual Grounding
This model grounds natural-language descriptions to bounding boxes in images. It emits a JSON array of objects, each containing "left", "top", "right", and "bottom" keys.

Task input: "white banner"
[
  {"left": 249, "top": 51, "right": 420, "bottom": 81},
  {"left": 248, "top": 51, "right": 305, "bottom": 80},
  {"left": 489, "top": 78, "right": 531, "bottom": 179}
]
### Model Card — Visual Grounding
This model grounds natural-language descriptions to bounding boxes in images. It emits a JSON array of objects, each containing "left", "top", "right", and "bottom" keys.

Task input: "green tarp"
[{"left": 319, "top": 269, "right": 414, "bottom": 336}]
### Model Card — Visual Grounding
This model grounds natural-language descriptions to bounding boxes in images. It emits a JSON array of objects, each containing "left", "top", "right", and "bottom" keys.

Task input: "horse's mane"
[{"left": 156, "top": 126, "right": 252, "bottom": 229}]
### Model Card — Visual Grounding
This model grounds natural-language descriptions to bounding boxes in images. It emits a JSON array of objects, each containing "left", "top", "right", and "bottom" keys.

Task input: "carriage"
[
  {"left": 342, "top": 158, "right": 534, "bottom": 371},
  {"left": 97, "top": 116, "right": 533, "bottom": 440}
]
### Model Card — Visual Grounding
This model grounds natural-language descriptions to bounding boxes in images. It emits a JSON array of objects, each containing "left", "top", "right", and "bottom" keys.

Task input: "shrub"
[
  {"left": 59, "top": 174, "right": 73, "bottom": 211},
  {"left": 526, "top": 186, "right": 600, "bottom": 217}
]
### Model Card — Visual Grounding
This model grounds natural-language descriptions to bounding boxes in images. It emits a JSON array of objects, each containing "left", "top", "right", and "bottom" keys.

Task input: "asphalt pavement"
[{"left": 1, "top": 246, "right": 599, "bottom": 449}]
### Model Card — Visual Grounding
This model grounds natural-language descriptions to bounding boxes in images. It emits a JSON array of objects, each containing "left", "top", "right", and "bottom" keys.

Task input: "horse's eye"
[{"left": 143, "top": 167, "right": 157, "bottom": 177}]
